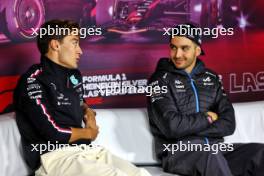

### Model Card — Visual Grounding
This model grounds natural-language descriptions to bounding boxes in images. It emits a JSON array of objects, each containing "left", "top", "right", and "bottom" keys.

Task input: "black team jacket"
[{"left": 13, "top": 55, "right": 89, "bottom": 171}]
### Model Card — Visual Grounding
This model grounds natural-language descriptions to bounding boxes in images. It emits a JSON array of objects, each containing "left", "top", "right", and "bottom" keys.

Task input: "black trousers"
[{"left": 162, "top": 140, "right": 264, "bottom": 176}]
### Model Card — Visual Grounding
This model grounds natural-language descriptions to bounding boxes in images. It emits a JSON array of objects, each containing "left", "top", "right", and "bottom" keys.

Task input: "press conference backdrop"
[{"left": 0, "top": 0, "right": 264, "bottom": 113}]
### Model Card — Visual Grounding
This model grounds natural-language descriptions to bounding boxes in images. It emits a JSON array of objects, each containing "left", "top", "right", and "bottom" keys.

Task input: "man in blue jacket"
[{"left": 147, "top": 23, "right": 264, "bottom": 176}]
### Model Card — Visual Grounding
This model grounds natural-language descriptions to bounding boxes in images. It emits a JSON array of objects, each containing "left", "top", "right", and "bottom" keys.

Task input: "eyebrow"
[
  {"left": 170, "top": 43, "right": 190, "bottom": 48},
  {"left": 71, "top": 38, "right": 79, "bottom": 42}
]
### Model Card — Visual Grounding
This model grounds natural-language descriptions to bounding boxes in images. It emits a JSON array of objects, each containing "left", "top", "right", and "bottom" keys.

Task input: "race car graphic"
[
  {"left": 0, "top": 0, "right": 96, "bottom": 42},
  {"left": 98, "top": 0, "right": 230, "bottom": 37},
  {"left": 0, "top": 0, "right": 242, "bottom": 42}
]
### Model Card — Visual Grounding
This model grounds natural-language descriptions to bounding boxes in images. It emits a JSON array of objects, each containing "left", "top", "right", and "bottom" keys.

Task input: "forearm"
[
  {"left": 197, "top": 117, "right": 235, "bottom": 137},
  {"left": 151, "top": 108, "right": 211, "bottom": 139},
  {"left": 197, "top": 107, "right": 236, "bottom": 137},
  {"left": 69, "top": 127, "right": 97, "bottom": 143},
  {"left": 198, "top": 79, "right": 236, "bottom": 137}
]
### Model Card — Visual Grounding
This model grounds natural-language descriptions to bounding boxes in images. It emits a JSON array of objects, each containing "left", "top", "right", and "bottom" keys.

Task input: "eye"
[
  {"left": 170, "top": 44, "right": 177, "bottom": 50},
  {"left": 72, "top": 40, "right": 79, "bottom": 46},
  {"left": 182, "top": 46, "right": 190, "bottom": 51}
]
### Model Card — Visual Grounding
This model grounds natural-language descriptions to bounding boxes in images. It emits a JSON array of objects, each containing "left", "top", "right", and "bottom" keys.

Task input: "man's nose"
[
  {"left": 175, "top": 49, "right": 183, "bottom": 58},
  {"left": 77, "top": 46, "right": 83, "bottom": 55}
]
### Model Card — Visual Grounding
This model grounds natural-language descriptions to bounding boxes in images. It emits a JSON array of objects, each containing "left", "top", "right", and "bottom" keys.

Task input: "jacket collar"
[
  {"left": 155, "top": 58, "right": 206, "bottom": 78},
  {"left": 40, "top": 55, "right": 76, "bottom": 86}
]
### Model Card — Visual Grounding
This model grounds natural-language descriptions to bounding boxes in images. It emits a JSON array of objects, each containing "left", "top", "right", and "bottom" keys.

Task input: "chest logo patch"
[
  {"left": 174, "top": 79, "right": 185, "bottom": 90},
  {"left": 203, "top": 76, "right": 214, "bottom": 86},
  {"left": 70, "top": 75, "right": 79, "bottom": 85}
]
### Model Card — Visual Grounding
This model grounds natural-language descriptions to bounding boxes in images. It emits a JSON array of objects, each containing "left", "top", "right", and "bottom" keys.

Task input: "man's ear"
[
  {"left": 49, "top": 39, "right": 60, "bottom": 51},
  {"left": 195, "top": 46, "right": 201, "bottom": 57}
]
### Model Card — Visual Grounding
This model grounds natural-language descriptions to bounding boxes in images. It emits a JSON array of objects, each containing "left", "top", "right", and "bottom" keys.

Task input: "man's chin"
[
  {"left": 71, "top": 64, "right": 78, "bottom": 69},
  {"left": 173, "top": 62, "right": 185, "bottom": 70}
]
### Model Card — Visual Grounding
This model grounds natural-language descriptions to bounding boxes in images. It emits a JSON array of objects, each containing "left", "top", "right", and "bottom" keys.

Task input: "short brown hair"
[{"left": 37, "top": 19, "right": 80, "bottom": 55}]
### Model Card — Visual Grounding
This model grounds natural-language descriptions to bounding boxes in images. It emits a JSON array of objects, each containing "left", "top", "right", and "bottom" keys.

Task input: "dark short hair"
[{"left": 37, "top": 19, "right": 80, "bottom": 55}]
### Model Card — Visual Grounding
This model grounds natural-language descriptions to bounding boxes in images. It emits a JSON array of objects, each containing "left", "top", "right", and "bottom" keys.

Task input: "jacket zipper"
[{"left": 188, "top": 74, "right": 209, "bottom": 144}]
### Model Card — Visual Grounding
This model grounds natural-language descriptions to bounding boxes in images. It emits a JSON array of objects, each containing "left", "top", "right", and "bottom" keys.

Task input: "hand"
[
  {"left": 85, "top": 107, "right": 96, "bottom": 116},
  {"left": 84, "top": 108, "right": 97, "bottom": 129},
  {"left": 86, "top": 126, "right": 99, "bottom": 141},
  {"left": 69, "top": 126, "right": 99, "bottom": 143},
  {"left": 207, "top": 111, "right": 219, "bottom": 122}
]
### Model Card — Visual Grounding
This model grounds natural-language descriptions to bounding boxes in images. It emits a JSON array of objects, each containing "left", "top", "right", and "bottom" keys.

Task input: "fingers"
[{"left": 207, "top": 111, "right": 218, "bottom": 121}]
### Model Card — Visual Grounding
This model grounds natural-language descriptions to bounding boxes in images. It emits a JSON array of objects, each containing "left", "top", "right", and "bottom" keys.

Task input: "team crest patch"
[
  {"left": 202, "top": 76, "right": 214, "bottom": 86},
  {"left": 70, "top": 75, "right": 79, "bottom": 85}
]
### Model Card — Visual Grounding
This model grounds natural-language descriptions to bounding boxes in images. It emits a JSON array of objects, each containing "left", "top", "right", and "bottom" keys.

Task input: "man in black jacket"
[
  {"left": 14, "top": 20, "right": 96, "bottom": 172},
  {"left": 147, "top": 24, "right": 264, "bottom": 176},
  {"left": 14, "top": 20, "right": 151, "bottom": 176}
]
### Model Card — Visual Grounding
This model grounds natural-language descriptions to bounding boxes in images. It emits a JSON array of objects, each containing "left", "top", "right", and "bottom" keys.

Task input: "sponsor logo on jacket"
[
  {"left": 174, "top": 79, "right": 185, "bottom": 92},
  {"left": 202, "top": 76, "right": 214, "bottom": 86}
]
